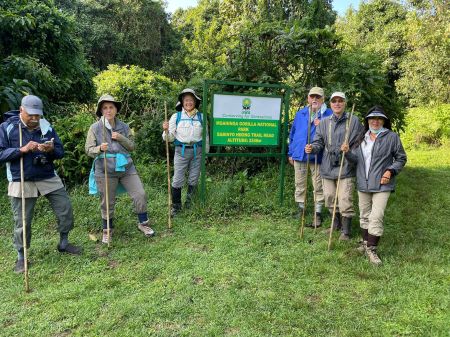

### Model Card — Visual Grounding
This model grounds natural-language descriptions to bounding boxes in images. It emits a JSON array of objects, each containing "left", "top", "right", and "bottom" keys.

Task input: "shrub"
[
  {"left": 49, "top": 104, "right": 96, "bottom": 186},
  {"left": 401, "top": 104, "right": 450, "bottom": 149},
  {"left": 94, "top": 65, "right": 183, "bottom": 161}
]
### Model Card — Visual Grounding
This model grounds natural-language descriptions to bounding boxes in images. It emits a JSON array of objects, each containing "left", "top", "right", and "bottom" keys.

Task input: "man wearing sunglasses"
[{"left": 305, "top": 92, "right": 364, "bottom": 240}]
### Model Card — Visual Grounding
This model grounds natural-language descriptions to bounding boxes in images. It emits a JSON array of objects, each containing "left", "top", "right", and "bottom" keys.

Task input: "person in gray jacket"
[
  {"left": 85, "top": 94, "right": 155, "bottom": 244},
  {"left": 305, "top": 92, "right": 364, "bottom": 240},
  {"left": 341, "top": 106, "right": 407, "bottom": 265}
]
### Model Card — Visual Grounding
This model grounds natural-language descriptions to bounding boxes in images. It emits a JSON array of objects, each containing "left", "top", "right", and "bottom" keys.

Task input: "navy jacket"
[
  {"left": 0, "top": 112, "right": 64, "bottom": 182},
  {"left": 288, "top": 105, "right": 332, "bottom": 163}
]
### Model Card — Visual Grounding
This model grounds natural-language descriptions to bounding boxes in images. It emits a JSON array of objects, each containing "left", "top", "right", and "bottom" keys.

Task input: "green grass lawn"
[{"left": 0, "top": 147, "right": 449, "bottom": 336}]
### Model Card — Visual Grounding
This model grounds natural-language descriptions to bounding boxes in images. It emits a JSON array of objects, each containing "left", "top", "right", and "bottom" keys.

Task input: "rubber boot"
[
  {"left": 325, "top": 212, "right": 341, "bottom": 233},
  {"left": 306, "top": 213, "right": 322, "bottom": 228},
  {"left": 366, "top": 234, "right": 382, "bottom": 265},
  {"left": 185, "top": 185, "right": 196, "bottom": 209},
  {"left": 171, "top": 187, "right": 182, "bottom": 217},
  {"left": 339, "top": 216, "right": 352, "bottom": 241}
]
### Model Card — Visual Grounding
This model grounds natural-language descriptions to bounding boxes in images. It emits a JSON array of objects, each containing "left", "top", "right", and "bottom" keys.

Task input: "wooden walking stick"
[
  {"left": 299, "top": 106, "right": 312, "bottom": 238},
  {"left": 102, "top": 117, "right": 111, "bottom": 247},
  {"left": 313, "top": 155, "right": 318, "bottom": 234},
  {"left": 18, "top": 125, "right": 30, "bottom": 292},
  {"left": 164, "top": 102, "right": 172, "bottom": 229},
  {"left": 327, "top": 104, "right": 355, "bottom": 251}
]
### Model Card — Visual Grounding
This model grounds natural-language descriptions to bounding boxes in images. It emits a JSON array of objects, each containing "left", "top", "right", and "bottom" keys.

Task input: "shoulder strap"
[
  {"left": 197, "top": 112, "right": 202, "bottom": 125},
  {"left": 176, "top": 111, "right": 182, "bottom": 126}
]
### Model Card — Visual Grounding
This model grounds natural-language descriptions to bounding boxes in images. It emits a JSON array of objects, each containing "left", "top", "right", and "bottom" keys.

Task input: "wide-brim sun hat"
[
  {"left": 364, "top": 106, "right": 392, "bottom": 130},
  {"left": 175, "top": 88, "right": 201, "bottom": 112},
  {"left": 96, "top": 94, "right": 122, "bottom": 117}
]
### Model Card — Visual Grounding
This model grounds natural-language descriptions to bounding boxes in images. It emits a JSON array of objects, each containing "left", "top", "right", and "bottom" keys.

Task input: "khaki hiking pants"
[
  {"left": 358, "top": 191, "right": 391, "bottom": 236},
  {"left": 95, "top": 173, "right": 147, "bottom": 220},
  {"left": 294, "top": 161, "right": 324, "bottom": 212},
  {"left": 322, "top": 177, "right": 355, "bottom": 218}
]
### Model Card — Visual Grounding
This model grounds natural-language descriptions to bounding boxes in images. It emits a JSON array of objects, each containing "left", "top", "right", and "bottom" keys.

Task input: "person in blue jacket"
[
  {"left": 288, "top": 87, "right": 332, "bottom": 227},
  {"left": 0, "top": 95, "right": 81, "bottom": 274}
]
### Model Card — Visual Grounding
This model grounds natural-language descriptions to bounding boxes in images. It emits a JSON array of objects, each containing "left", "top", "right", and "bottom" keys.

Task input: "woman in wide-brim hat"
[
  {"left": 162, "top": 88, "right": 209, "bottom": 217},
  {"left": 341, "top": 105, "right": 407, "bottom": 265},
  {"left": 85, "top": 94, "right": 155, "bottom": 243}
]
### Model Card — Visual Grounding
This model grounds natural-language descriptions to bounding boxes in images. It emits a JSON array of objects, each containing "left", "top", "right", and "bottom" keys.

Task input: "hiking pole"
[
  {"left": 299, "top": 106, "right": 312, "bottom": 239},
  {"left": 164, "top": 102, "right": 172, "bottom": 229},
  {"left": 327, "top": 104, "right": 355, "bottom": 251},
  {"left": 18, "top": 125, "right": 30, "bottom": 292},
  {"left": 313, "top": 155, "right": 318, "bottom": 234},
  {"left": 102, "top": 117, "right": 111, "bottom": 247}
]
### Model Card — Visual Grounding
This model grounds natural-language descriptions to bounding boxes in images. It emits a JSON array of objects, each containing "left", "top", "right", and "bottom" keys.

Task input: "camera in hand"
[
  {"left": 33, "top": 154, "right": 49, "bottom": 166},
  {"left": 330, "top": 150, "right": 341, "bottom": 167}
]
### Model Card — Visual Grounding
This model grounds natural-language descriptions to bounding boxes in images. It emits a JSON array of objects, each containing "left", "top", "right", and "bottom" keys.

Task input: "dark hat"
[
  {"left": 364, "top": 106, "right": 391, "bottom": 130},
  {"left": 175, "top": 88, "right": 201, "bottom": 112},
  {"left": 96, "top": 94, "right": 122, "bottom": 117}
]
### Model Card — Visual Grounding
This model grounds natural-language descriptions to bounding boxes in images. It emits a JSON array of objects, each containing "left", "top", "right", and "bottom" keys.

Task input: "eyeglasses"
[
  {"left": 309, "top": 94, "right": 322, "bottom": 99},
  {"left": 331, "top": 99, "right": 345, "bottom": 104}
]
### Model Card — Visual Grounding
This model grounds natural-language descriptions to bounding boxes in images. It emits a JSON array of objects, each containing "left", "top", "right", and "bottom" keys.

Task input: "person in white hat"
[
  {"left": 288, "top": 86, "right": 332, "bottom": 227},
  {"left": 0, "top": 95, "right": 82, "bottom": 273},
  {"left": 162, "top": 88, "right": 209, "bottom": 217},
  {"left": 85, "top": 94, "right": 155, "bottom": 244},
  {"left": 305, "top": 91, "right": 364, "bottom": 240},
  {"left": 341, "top": 106, "right": 407, "bottom": 264}
]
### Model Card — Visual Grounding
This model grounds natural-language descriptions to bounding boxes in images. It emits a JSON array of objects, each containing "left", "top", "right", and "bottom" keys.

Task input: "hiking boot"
[
  {"left": 13, "top": 259, "right": 26, "bottom": 274},
  {"left": 57, "top": 243, "right": 82, "bottom": 255},
  {"left": 339, "top": 216, "right": 352, "bottom": 241},
  {"left": 102, "top": 229, "right": 113, "bottom": 244},
  {"left": 356, "top": 240, "right": 368, "bottom": 254},
  {"left": 366, "top": 246, "right": 382, "bottom": 265},
  {"left": 305, "top": 213, "right": 322, "bottom": 228},
  {"left": 138, "top": 220, "right": 155, "bottom": 237}
]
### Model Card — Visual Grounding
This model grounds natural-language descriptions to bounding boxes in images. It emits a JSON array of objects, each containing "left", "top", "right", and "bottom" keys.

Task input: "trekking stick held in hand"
[
  {"left": 299, "top": 106, "right": 312, "bottom": 238},
  {"left": 313, "top": 155, "right": 318, "bottom": 234},
  {"left": 327, "top": 104, "right": 355, "bottom": 251},
  {"left": 164, "top": 102, "right": 172, "bottom": 229},
  {"left": 102, "top": 118, "right": 111, "bottom": 247},
  {"left": 19, "top": 125, "right": 30, "bottom": 292}
]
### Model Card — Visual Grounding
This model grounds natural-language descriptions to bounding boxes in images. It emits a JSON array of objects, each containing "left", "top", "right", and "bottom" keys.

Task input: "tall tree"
[
  {"left": 0, "top": 0, "right": 94, "bottom": 111},
  {"left": 55, "top": 0, "right": 178, "bottom": 70}
]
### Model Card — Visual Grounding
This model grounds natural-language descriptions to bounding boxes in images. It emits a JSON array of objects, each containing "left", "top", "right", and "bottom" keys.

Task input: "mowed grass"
[{"left": 0, "top": 147, "right": 449, "bottom": 336}]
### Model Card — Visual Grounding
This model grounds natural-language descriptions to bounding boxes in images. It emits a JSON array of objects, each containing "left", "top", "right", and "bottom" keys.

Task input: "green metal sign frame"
[{"left": 200, "top": 79, "right": 291, "bottom": 205}]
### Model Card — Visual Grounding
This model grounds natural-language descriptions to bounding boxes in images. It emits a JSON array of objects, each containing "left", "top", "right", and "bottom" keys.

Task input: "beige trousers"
[
  {"left": 358, "top": 191, "right": 391, "bottom": 236},
  {"left": 95, "top": 173, "right": 147, "bottom": 220},
  {"left": 322, "top": 177, "right": 355, "bottom": 218},
  {"left": 294, "top": 161, "right": 324, "bottom": 212}
]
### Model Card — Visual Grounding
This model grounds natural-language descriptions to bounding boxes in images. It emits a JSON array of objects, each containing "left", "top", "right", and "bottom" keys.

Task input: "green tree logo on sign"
[{"left": 242, "top": 98, "right": 251, "bottom": 116}]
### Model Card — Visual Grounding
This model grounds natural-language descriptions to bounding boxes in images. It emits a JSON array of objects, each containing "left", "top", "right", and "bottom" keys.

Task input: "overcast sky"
[{"left": 165, "top": 0, "right": 362, "bottom": 16}]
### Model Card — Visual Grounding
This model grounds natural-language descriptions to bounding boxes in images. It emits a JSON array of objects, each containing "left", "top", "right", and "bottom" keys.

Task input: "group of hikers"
[{"left": 0, "top": 86, "right": 406, "bottom": 275}]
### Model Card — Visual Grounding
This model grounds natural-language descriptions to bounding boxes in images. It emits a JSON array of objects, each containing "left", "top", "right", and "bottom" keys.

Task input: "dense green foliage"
[
  {"left": 401, "top": 104, "right": 450, "bottom": 149},
  {"left": 0, "top": 0, "right": 95, "bottom": 112},
  {"left": 0, "top": 148, "right": 449, "bottom": 336},
  {"left": 49, "top": 105, "right": 96, "bottom": 186},
  {"left": 54, "top": 0, "right": 178, "bottom": 71},
  {"left": 94, "top": 65, "right": 179, "bottom": 160},
  {"left": 337, "top": 0, "right": 449, "bottom": 109}
]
